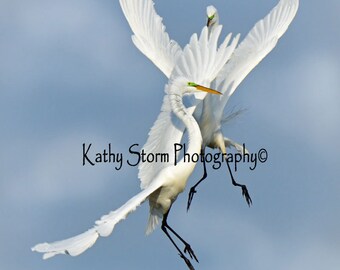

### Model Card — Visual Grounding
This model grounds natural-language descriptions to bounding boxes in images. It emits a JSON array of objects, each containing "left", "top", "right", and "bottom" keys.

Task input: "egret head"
[{"left": 206, "top": 5, "right": 219, "bottom": 28}]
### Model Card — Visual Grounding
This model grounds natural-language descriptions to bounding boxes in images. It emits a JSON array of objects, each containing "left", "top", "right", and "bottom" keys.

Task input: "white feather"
[
  {"left": 31, "top": 179, "right": 163, "bottom": 259},
  {"left": 212, "top": 0, "right": 299, "bottom": 120},
  {"left": 119, "top": 0, "right": 182, "bottom": 77}
]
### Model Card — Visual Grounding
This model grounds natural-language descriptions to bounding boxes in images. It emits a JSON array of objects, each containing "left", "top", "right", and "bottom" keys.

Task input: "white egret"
[
  {"left": 119, "top": 0, "right": 299, "bottom": 210},
  {"left": 32, "top": 24, "right": 238, "bottom": 270}
]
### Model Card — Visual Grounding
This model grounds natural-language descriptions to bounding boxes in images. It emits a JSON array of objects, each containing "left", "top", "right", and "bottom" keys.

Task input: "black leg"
[
  {"left": 187, "top": 149, "right": 207, "bottom": 211},
  {"left": 161, "top": 210, "right": 198, "bottom": 270},
  {"left": 225, "top": 157, "right": 252, "bottom": 206}
]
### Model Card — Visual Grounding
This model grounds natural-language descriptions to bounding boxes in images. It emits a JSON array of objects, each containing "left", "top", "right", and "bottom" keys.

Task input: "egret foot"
[
  {"left": 162, "top": 209, "right": 199, "bottom": 270},
  {"left": 184, "top": 243, "right": 199, "bottom": 262},
  {"left": 186, "top": 149, "right": 207, "bottom": 211},
  {"left": 240, "top": 184, "right": 252, "bottom": 206},
  {"left": 231, "top": 178, "right": 252, "bottom": 207},
  {"left": 187, "top": 187, "right": 197, "bottom": 211},
  {"left": 226, "top": 158, "right": 253, "bottom": 206}
]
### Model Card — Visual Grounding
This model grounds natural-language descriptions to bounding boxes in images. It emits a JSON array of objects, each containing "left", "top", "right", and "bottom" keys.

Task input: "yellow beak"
[{"left": 188, "top": 82, "right": 222, "bottom": 95}]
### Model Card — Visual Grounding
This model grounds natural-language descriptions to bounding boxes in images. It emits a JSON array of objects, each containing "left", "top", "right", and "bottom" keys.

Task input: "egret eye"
[{"left": 208, "top": 14, "right": 215, "bottom": 20}]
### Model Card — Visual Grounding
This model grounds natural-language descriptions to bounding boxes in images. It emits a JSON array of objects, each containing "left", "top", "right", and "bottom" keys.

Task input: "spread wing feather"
[
  {"left": 212, "top": 0, "right": 299, "bottom": 120},
  {"left": 119, "top": 0, "right": 182, "bottom": 77},
  {"left": 32, "top": 177, "right": 165, "bottom": 259}
]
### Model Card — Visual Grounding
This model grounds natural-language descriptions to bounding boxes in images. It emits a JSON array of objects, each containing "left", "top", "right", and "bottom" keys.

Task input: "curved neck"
[{"left": 169, "top": 94, "right": 202, "bottom": 172}]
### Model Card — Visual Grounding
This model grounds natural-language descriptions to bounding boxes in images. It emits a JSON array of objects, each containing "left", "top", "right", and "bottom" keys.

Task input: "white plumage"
[
  {"left": 32, "top": 23, "right": 237, "bottom": 267},
  {"left": 120, "top": 0, "right": 299, "bottom": 208},
  {"left": 32, "top": 1, "right": 299, "bottom": 268},
  {"left": 139, "top": 26, "right": 238, "bottom": 191},
  {"left": 119, "top": 0, "right": 182, "bottom": 77}
]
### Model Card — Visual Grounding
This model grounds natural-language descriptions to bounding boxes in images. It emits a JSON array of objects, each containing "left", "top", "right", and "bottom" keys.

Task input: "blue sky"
[{"left": 1, "top": 0, "right": 340, "bottom": 269}]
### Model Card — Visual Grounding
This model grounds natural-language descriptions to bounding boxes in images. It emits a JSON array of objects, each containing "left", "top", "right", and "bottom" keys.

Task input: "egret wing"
[
  {"left": 212, "top": 0, "right": 299, "bottom": 119},
  {"left": 32, "top": 176, "right": 165, "bottom": 259},
  {"left": 119, "top": 0, "right": 182, "bottom": 77}
]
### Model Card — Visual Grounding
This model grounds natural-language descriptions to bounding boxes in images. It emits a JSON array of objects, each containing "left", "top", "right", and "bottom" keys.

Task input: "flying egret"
[
  {"left": 119, "top": 0, "right": 299, "bottom": 210},
  {"left": 32, "top": 24, "right": 238, "bottom": 270}
]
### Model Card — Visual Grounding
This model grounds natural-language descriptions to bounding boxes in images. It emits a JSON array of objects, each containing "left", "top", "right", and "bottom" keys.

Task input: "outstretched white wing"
[
  {"left": 212, "top": 0, "right": 299, "bottom": 119},
  {"left": 31, "top": 176, "right": 165, "bottom": 259},
  {"left": 119, "top": 0, "right": 182, "bottom": 77},
  {"left": 139, "top": 26, "right": 239, "bottom": 189}
]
